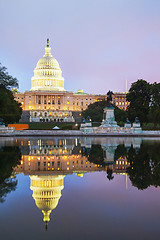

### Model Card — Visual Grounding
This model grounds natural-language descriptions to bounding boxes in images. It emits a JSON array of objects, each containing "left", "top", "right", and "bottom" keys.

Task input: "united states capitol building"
[{"left": 14, "top": 39, "right": 129, "bottom": 122}]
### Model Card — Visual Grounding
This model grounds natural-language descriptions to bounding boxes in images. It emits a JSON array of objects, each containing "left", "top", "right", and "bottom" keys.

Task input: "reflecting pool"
[{"left": 0, "top": 137, "right": 160, "bottom": 240}]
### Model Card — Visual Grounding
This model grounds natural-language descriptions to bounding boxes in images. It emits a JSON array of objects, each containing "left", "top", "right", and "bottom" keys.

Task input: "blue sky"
[{"left": 0, "top": 0, "right": 160, "bottom": 93}]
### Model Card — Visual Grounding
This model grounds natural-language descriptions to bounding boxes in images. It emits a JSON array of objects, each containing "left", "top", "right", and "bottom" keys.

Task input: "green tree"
[
  {"left": 114, "top": 107, "right": 127, "bottom": 125},
  {"left": 126, "top": 79, "right": 151, "bottom": 123},
  {"left": 114, "top": 144, "right": 127, "bottom": 161},
  {"left": 148, "top": 83, "right": 160, "bottom": 126},
  {"left": 0, "top": 146, "right": 21, "bottom": 203},
  {"left": 0, "top": 85, "right": 22, "bottom": 124},
  {"left": 86, "top": 144, "right": 104, "bottom": 165},
  {"left": 82, "top": 100, "right": 107, "bottom": 122},
  {"left": 0, "top": 63, "right": 22, "bottom": 124},
  {"left": 0, "top": 63, "right": 18, "bottom": 89},
  {"left": 126, "top": 144, "right": 151, "bottom": 190},
  {"left": 126, "top": 142, "right": 160, "bottom": 190},
  {"left": 82, "top": 100, "right": 127, "bottom": 123}
]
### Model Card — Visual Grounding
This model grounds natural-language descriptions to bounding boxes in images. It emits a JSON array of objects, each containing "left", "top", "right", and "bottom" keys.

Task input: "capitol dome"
[
  {"left": 31, "top": 39, "right": 65, "bottom": 91},
  {"left": 30, "top": 175, "right": 64, "bottom": 229}
]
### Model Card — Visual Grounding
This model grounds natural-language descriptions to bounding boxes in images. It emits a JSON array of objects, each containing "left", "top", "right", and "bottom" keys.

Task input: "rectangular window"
[
  {"left": 38, "top": 100, "right": 41, "bottom": 104},
  {"left": 44, "top": 100, "right": 46, "bottom": 104}
]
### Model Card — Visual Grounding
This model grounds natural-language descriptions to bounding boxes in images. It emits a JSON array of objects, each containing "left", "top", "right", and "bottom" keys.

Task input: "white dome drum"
[{"left": 31, "top": 39, "right": 65, "bottom": 91}]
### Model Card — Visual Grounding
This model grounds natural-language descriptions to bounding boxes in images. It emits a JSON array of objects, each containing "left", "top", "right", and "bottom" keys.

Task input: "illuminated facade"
[
  {"left": 112, "top": 92, "right": 130, "bottom": 110},
  {"left": 13, "top": 137, "right": 135, "bottom": 228},
  {"left": 30, "top": 175, "right": 64, "bottom": 229},
  {"left": 31, "top": 39, "right": 64, "bottom": 92},
  {"left": 14, "top": 39, "right": 129, "bottom": 122}
]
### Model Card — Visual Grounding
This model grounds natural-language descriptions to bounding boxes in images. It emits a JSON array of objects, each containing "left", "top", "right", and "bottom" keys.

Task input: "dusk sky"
[{"left": 0, "top": 0, "right": 160, "bottom": 94}]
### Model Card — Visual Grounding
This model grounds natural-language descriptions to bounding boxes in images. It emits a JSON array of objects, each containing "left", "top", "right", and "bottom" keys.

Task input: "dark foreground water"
[{"left": 0, "top": 137, "right": 160, "bottom": 240}]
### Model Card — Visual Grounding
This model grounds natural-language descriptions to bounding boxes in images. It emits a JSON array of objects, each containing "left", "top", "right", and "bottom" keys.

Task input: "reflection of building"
[
  {"left": 13, "top": 137, "right": 141, "bottom": 227},
  {"left": 14, "top": 39, "right": 129, "bottom": 122},
  {"left": 15, "top": 138, "right": 104, "bottom": 175},
  {"left": 30, "top": 175, "right": 64, "bottom": 229},
  {"left": 114, "top": 157, "right": 130, "bottom": 174}
]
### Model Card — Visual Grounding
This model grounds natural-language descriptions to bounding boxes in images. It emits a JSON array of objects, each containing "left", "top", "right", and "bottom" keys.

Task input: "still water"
[{"left": 0, "top": 137, "right": 160, "bottom": 240}]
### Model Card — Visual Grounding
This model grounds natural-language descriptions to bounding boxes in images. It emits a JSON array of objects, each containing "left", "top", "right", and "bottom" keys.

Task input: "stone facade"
[{"left": 14, "top": 39, "right": 130, "bottom": 122}]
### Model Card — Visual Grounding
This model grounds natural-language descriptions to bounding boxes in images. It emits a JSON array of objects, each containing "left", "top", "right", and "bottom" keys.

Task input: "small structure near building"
[
  {"left": 124, "top": 118, "right": 131, "bottom": 128},
  {"left": 80, "top": 117, "right": 94, "bottom": 133},
  {"left": 132, "top": 117, "right": 142, "bottom": 133},
  {"left": 52, "top": 126, "right": 60, "bottom": 130},
  {"left": 101, "top": 106, "right": 119, "bottom": 128}
]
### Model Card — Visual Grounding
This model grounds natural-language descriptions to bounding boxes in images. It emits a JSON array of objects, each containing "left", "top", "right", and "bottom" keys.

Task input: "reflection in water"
[
  {"left": 30, "top": 174, "right": 64, "bottom": 230},
  {"left": 0, "top": 146, "right": 21, "bottom": 202},
  {"left": 1, "top": 137, "right": 160, "bottom": 231}
]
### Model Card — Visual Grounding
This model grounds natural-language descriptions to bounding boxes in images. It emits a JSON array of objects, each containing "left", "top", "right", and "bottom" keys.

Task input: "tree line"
[
  {"left": 127, "top": 79, "right": 160, "bottom": 125},
  {"left": 0, "top": 63, "right": 22, "bottom": 124},
  {"left": 82, "top": 79, "right": 160, "bottom": 126}
]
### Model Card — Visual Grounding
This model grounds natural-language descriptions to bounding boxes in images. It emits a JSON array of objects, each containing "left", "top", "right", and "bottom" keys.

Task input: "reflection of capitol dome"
[
  {"left": 30, "top": 175, "right": 64, "bottom": 229},
  {"left": 31, "top": 39, "right": 65, "bottom": 91}
]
